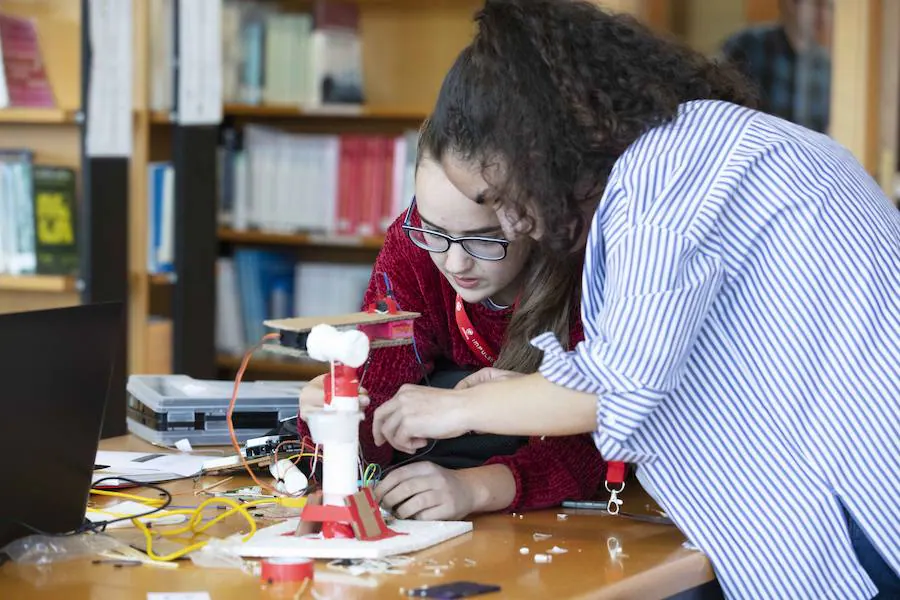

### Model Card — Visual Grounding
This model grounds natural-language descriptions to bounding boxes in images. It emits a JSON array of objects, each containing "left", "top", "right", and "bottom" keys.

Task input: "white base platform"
[{"left": 221, "top": 518, "right": 473, "bottom": 559}]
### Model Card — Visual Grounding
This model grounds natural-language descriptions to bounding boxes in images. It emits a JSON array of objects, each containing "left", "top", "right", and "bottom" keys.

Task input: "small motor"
[{"left": 366, "top": 295, "right": 399, "bottom": 314}]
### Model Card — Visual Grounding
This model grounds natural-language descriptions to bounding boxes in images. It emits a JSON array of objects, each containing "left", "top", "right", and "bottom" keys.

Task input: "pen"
[{"left": 561, "top": 500, "right": 609, "bottom": 510}]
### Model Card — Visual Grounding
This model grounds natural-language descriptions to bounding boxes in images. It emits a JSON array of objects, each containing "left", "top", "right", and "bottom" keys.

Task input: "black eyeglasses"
[{"left": 401, "top": 197, "right": 510, "bottom": 261}]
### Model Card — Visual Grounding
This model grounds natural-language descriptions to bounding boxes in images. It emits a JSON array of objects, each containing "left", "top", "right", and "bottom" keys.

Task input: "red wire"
[{"left": 227, "top": 333, "right": 289, "bottom": 496}]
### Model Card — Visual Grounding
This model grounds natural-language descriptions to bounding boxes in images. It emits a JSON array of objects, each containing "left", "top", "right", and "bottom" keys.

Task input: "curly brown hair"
[{"left": 424, "top": 0, "right": 759, "bottom": 254}]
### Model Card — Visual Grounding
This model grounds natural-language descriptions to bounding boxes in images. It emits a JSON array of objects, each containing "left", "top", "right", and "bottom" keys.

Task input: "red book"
[
  {"left": 313, "top": 0, "right": 359, "bottom": 31},
  {"left": 336, "top": 135, "right": 355, "bottom": 235},
  {"left": 361, "top": 136, "right": 383, "bottom": 236},
  {"left": 380, "top": 137, "right": 396, "bottom": 233},
  {"left": 0, "top": 14, "right": 56, "bottom": 108}
]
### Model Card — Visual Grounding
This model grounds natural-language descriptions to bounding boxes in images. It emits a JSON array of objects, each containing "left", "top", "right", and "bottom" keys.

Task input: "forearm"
[
  {"left": 486, "top": 433, "right": 606, "bottom": 511},
  {"left": 457, "top": 372, "right": 597, "bottom": 437},
  {"left": 457, "top": 464, "right": 517, "bottom": 514}
]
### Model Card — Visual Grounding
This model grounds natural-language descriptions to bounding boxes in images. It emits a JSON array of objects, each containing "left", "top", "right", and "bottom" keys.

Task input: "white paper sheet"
[
  {"left": 93, "top": 450, "right": 209, "bottom": 485},
  {"left": 222, "top": 517, "right": 473, "bottom": 559}
]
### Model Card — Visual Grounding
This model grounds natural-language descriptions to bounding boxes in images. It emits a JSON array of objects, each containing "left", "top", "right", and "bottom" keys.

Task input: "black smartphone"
[{"left": 407, "top": 581, "right": 501, "bottom": 598}]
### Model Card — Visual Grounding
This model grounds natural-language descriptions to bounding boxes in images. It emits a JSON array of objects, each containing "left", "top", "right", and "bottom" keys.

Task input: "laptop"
[{"left": 0, "top": 302, "right": 123, "bottom": 549}]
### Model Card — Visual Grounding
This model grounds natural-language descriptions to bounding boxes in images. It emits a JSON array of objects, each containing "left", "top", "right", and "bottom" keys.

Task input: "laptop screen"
[{"left": 0, "top": 302, "right": 123, "bottom": 548}]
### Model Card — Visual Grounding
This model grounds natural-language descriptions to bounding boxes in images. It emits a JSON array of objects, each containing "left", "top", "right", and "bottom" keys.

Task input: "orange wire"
[{"left": 228, "top": 333, "right": 288, "bottom": 496}]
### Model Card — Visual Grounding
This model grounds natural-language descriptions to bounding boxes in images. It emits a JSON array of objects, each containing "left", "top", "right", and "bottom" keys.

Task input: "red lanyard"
[
  {"left": 606, "top": 461, "right": 628, "bottom": 515},
  {"left": 454, "top": 294, "right": 498, "bottom": 367}
]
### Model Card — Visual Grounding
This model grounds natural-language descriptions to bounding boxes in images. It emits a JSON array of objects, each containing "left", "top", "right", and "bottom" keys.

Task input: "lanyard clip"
[{"left": 605, "top": 482, "right": 625, "bottom": 515}]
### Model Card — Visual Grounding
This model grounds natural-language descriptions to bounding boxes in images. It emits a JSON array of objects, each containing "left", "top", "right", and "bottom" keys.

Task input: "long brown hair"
[
  {"left": 493, "top": 250, "right": 581, "bottom": 373},
  {"left": 416, "top": 120, "right": 582, "bottom": 373}
]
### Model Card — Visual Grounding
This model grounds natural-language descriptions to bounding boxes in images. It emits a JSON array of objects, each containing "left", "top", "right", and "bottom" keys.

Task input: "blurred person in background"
[{"left": 721, "top": 0, "right": 833, "bottom": 133}]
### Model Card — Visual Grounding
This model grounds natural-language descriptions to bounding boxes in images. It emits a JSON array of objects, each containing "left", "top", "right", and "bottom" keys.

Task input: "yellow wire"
[
  {"left": 90, "top": 488, "right": 167, "bottom": 505},
  {"left": 132, "top": 498, "right": 260, "bottom": 561},
  {"left": 91, "top": 465, "right": 314, "bottom": 562},
  {"left": 363, "top": 463, "right": 377, "bottom": 486}
]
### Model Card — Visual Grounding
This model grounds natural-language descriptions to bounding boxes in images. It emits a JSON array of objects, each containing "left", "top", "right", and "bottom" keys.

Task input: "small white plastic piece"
[
  {"left": 306, "top": 324, "right": 369, "bottom": 368},
  {"left": 519, "top": 547, "right": 530, "bottom": 555},
  {"left": 269, "top": 459, "right": 308, "bottom": 495},
  {"left": 533, "top": 553, "right": 552, "bottom": 563}
]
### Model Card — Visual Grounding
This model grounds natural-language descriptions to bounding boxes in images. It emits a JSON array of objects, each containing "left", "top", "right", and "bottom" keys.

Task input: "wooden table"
[{"left": 0, "top": 436, "right": 715, "bottom": 599}]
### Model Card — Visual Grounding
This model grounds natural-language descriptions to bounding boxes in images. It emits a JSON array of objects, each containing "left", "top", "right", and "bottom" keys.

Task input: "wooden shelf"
[
  {"left": 223, "top": 103, "right": 427, "bottom": 122},
  {"left": 219, "top": 228, "right": 384, "bottom": 250},
  {"left": 149, "top": 273, "right": 176, "bottom": 285},
  {"left": 149, "top": 110, "right": 172, "bottom": 124},
  {"left": 216, "top": 354, "right": 327, "bottom": 379},
  {"left": 0, "top": 107, "right": 78, "bottom": 124},
  {"left": 150, "top": 105, "right": 426, "bottom": 124},
  {"left": 0, "top": 274, "right": 77, "bottom": 293}
]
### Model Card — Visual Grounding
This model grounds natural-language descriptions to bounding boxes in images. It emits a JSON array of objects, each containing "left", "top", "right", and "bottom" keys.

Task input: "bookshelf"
[
  {"left": 222, "top": 103, "right": 426, "bottom": 121},
  {"left": 0, "top": 274, "right": 77, "bottom": 293},
  {"left": 0, "top": 0, "right": 130, "bottom": 437},
  {"left": 128, "top": 0, "right": 897, "bottom": 383},
  {"left": 216, "top": 354, "right": 327, "bottom": 380},
  {"left": 131, "top": 0, "right": 483, "bottom": 380},
  {"left": 0, "top": 108, "right": 77, "bottom": 123},
  {"left": 218, "top": 228, "right": 385, "bottom": 250}
]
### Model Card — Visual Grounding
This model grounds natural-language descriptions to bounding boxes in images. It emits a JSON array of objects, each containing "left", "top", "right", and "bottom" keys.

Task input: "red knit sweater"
[{"left": 298, "top": 213, "right": 606, "bottom": 511}]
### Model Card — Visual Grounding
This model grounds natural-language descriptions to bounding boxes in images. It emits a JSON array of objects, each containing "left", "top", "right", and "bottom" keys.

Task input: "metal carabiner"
[{"left": 605, "top": 481, "right": 626, "bottom": 515}]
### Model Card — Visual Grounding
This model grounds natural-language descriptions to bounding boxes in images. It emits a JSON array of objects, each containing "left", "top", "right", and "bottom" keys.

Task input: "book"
[
  {"left": 33, "top": 166, "right": 78, "bottom": 275},
  {"left": 0, "top": 13, "right": 55, "bottom": 108},
  {"left": 0, "top": 149, "right": 35, "bottom": 274}
]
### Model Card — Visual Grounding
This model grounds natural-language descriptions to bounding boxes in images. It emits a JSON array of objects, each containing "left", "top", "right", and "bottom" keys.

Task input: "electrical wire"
[
  {"left": 88, "top": 487, "right": 308, "bottom": 561},
  {"left": 380, "top": 438, "right": 439, "bottom": 477},
  {"left": 377, "top": 271, "right": 429, "bottom": 386},
  {"left": 0, "top": 478, "right": 174, "bottom": 539},
  {"left": 228, "top": 332, "right": 302, "bottom": 497},
  {"left": 131, "top": 496, "right": 275, "bottom": 561}
]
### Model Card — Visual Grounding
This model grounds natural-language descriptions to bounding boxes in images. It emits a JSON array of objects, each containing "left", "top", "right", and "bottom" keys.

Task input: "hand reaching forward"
[
  {"left": 299, "top": 374, "right": 370, "bottom": 421},
  {"left": 372, "top": 384, "right": 470, "bottom": 454},
  {"left": 454, "top": 367, "right": 523, "bottom": 390},
  {"left": 374, "top": 461, "right": 475, "bottom": 520}
]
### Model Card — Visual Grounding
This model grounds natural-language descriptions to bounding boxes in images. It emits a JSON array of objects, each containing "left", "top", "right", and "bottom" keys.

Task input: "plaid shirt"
[{"left": 721, "top": 24, "right": 831, "bottom": 133}]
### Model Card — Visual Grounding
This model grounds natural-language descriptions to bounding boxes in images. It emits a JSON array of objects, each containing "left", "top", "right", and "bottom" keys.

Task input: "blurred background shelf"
[
  {"left": 222, "top": 103, "right": 427, "bottom": 122},
  {"left": 149, "top": 273, "right": 176, "bottom": 286},
  {"left": 0, "top": 108, "right": 78, "bottom": 124},
  {"left": 218, "top": 228, "right": 385, "bottom": 250},
  {"left": 0, "top": 275, "right": 77, "bottom": 293},
  {"left": 216, "top": 354, "right": 327, "bottom": 380}
]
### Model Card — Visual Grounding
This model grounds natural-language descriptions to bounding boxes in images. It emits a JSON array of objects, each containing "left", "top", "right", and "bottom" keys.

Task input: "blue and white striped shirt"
[{"left": 533, "top": 100, "right": 900, "bottom": 599}]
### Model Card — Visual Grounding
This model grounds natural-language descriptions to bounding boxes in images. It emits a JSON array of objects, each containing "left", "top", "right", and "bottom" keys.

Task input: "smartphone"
[{"left": 406, "top": 581, "right": 501, "bottom": 598}]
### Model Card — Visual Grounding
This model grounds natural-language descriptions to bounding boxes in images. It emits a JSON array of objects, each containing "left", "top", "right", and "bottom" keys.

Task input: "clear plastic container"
[{"left": 125, "top": 375, "right": 302, "bottom": 446}]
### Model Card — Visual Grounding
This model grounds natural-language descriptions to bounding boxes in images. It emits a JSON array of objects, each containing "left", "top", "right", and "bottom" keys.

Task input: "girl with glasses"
[
  {"left": 371, "top": 1, "right": 899, "bottom": 598},
  {"left": 296, "top": 126, "right": 606, "bottom": 521}
]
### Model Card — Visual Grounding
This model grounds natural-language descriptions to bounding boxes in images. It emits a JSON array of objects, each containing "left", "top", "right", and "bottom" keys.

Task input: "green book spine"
[{"left": 33, "top": 166, "right": 78, "bottom": 276}]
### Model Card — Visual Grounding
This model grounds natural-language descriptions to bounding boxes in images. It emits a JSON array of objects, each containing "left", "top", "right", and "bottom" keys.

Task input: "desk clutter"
[
  {"left": 0, "top": 306, "right": 688, "bottom": 599},
  {"left": 1, "top": 311, "right": 505, "bottom": 598}
]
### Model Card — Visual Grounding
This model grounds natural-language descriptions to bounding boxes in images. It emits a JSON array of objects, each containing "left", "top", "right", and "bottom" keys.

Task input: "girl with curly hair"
[{"left": 372, "top": 1, "right": 900, "bottom": 598}]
